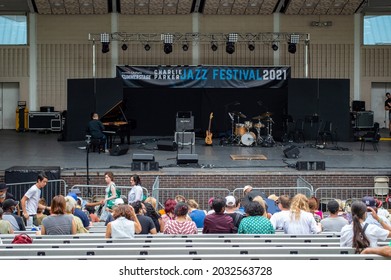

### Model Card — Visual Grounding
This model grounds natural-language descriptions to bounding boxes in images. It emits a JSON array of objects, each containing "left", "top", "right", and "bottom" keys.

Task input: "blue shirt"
[{"left": 189, "top": 209, "right": 206, "bottom": 228}]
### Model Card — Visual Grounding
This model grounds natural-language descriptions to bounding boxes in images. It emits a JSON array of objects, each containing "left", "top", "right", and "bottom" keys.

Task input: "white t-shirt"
[
  {"left": 283, "top": 210, "right": 320, "bottom": 234},
  {"left": 340, "top": 222, "right": 389, "bottom": 247},
  {"left": 24, "top": 184, "right": 41, "bottom": 215},
  {"left": 128, "top": 185, "right": 143, "bottom": 204},
  {"left": 270, "top": 210, "right": 291, "bottom": 230}
]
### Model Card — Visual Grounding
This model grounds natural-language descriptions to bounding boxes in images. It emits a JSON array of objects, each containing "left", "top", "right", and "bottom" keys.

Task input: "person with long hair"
[
  {"left": 340, "top": 201, "right": 391, "bottom": 253},
  {"left": 100, "top": 171, "right": 119, "bottom": 221},
  {"left": 41, "top": 195, "right": 76, "bottom": 235},
  {"left": 128, "top": 175, "right": 143, "bottom": 204},
  {"left": 144, "top": 202, "right": 164, "bottom": 233},
  {"left": 161, "top": 198, "right": 177, "bottom": 224},
  {"left": 283, "top": 193, "right": 321, "bottom": 234}
]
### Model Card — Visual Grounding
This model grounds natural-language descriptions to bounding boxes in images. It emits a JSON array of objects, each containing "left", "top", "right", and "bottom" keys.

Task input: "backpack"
[{"left": 11, "top": 233, "right": 33, "bottom": 244}]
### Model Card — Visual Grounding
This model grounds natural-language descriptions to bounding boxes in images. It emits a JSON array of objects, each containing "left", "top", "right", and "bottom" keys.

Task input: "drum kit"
[{"left": 228, "top": 111, "right": 275, "bottom": 147}]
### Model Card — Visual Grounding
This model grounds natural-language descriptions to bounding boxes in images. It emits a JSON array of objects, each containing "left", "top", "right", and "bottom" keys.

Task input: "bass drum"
[{"left": 241, "top": 132, "right": 256, "bottom": 146}]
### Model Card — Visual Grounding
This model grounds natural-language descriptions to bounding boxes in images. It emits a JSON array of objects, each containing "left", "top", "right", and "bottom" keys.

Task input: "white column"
[
  {"left": 28, "top": 13, "right": 37, "bottom": 111},
  {"left": 111, "top": 11, "right": 119, "bottom": 77}
]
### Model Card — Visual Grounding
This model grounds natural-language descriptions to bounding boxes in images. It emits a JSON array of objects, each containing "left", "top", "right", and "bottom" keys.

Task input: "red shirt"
[{"left": 202, "top": 212, "right": 235, "bottom": 234}]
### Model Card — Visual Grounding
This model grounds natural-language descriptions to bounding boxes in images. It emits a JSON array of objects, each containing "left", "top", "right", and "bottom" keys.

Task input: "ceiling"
[{"left": 0, "top": 0, "right": 389, "bottom": 16}]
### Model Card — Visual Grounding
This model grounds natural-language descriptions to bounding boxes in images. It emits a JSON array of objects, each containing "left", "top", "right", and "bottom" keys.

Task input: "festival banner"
[{"left": 116, "top": 65, "right": 290, "bottom": 88}]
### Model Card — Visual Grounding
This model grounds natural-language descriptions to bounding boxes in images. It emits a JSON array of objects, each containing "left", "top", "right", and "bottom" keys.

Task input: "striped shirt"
[{"left": 164, "top": 220, "right": 198, "bottom": 234}]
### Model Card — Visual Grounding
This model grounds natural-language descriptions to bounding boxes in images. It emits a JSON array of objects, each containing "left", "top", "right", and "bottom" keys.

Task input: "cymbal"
[
  {"left": 232, "top": 111, "right": 246, "bottom": 118},
  {"left": 252, "top": 115, "right": 264, "bottom": 120},
  {"left": 261, "top": 112, "right": 273, "bottom": 118}
]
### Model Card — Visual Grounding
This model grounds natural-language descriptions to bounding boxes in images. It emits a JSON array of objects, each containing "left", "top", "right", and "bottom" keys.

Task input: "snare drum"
[
  {"left": 241, "top": 132, "right": 256, "bottom": 146},
  {"left": 254, "top": 122, "right": 265, "bottom": 129},
  {"left": 244, "top": 121, "right": 253, "bottom": 129},
  {"left": 235, "top": 123, "right": 246, "bottom": 136}
]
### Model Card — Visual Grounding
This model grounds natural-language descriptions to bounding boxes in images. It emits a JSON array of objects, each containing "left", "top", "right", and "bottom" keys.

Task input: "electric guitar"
[{"left": 205, "top": 112, "right": 213, "bottom": 145}]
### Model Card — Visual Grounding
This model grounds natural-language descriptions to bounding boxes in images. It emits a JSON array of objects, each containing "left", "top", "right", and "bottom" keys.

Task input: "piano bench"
[{"left": 90, "top": 138, "right": 105, "bottom": 154}]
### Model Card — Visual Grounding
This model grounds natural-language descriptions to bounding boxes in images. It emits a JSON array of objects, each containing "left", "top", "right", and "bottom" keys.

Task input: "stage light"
[
  {"left": 144, "top": 44, "right": 151, "bottom": 51},
  {"left": 163, "top": 34, "right": 173, "bottom": 54},
  {"left": 288, "top": 42, "right": 296, "bottom": 54},
  {"left": 248, "top": 42, "right": 255, "bottom": 51},
  {"left": 121, "top": 43, "right": 128, "bottom": 51},
  {"left": 226, "top": 33, "right": 238, "bottom": 54},
  {"left": 182, "top": 42, "right": 189, "bottom": 51},
  {"left": 226, "top": 42, "right": 235, "bottom": 54},
  {"left": 100, "top": 33, "right": 110, "bottom": 53},
  {"left": 271, "top": 43, "right": 278, "bottom": 51},
  {"left": 211, "top": 42, "right": 218, "bottom": 51}
]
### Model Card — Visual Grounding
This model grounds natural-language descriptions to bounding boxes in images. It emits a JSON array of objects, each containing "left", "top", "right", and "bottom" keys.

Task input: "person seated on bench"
[
  {"left": 238, "top": 201, "right": 275, "bottom": 234},
  {"left": 282, "top": 194, "right": 321, "bottom": 234},
  {"left": 340, "top": 200, "right": 391, "bottom": 253},
  {"left": 164, "top": 202, "right": 197, "bottom": 235},
  {"left": 105, "top": 204, "right": 141, "bottom": 239},
  {"left": 131, "top": 201, "right": 157, "bottom": 235},
  {"left": 320, "top": 200, "right": 348, "bottom": 232},
  {"left": 270, "top": 195, "right": 291, "bottom": 231},
  {"left": 86, "top": 112, "right": 108, "bottom": 153},
  {"left": 203, "top": 197, "right": 235, "bottom": 234},
  {"left": 41, "top": 195, "right": 76, "bottom": 235}
]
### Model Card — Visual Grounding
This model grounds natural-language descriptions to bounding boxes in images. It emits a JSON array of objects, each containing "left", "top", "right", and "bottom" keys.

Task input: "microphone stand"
[{"left": 85, "top": 135, "right": 92, "bottom": 197}]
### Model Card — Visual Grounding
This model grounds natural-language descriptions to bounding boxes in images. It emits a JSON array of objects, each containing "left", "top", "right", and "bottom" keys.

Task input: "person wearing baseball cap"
[
  {"left": 2, "top": 199, "right": 26, "bottom": 231},
  {"left": 0, "top": 183, "right": 15, "bottom": 208},
  {"left": 362, "top": 196, "right": 391, "bottom": 228}
]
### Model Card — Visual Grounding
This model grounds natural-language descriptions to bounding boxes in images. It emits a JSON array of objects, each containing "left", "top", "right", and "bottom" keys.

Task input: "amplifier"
[{"left": 354, "top": 111, "right": 374, "bottom": 128}]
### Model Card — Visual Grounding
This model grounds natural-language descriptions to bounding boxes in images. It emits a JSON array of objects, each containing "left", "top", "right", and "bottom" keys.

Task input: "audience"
[
  {"left": 65, "top": 196, "right": 89, "bottom": 234},
  {"left": 340, "top": 200, "right": 391, "bottom": 253},
  {"left": 269, "top": 195, "right": 291, "bottom": 230},
  {"left": 320, "top": 200, "right": 349, "bottom": 232},
  {"left": 187, "top": 199, "right": 206, "bottom": 228},
  {"left": 283, "top": 194, "right": 321, "bottom": 234},
  {"left": 144, "top": 202, "right": 164, "bottom": 233},
  {"left": 131, "top": 201, "right": 157, "bottom": 234},
  {"left": 362, "top": 196, "right": 391, "bottom": 228},
  {"left": 224, "top": 195, "right": 243, "bottom": 232},
  {"left": 238, "top": 201, "right": 275, "bottom": 234},
  {"left": 0, "top": 207, "right": 14, "bottom": 234},
  {"left": 41, "top": 195, "right": 76, "bottom": 235},
  {"left": 1, "top": 199, "right": 25, "bottom": 231},
  {"left": 105, "top": 204, "right": 141, "bottom": 239},
  {"left": 203, "top": 197, "right": 235, "bottom": 234},
  {"left": 161, "top": 198, "right": 177, "bottom": 224},
  {"left": 164, "top": 202, "right": 197, "bottom": 234}
]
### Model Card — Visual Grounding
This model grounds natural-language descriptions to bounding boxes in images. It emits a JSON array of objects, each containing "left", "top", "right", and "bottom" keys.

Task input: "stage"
[{"left": 0, "top": 129, "right": 390, "bottom": 175}]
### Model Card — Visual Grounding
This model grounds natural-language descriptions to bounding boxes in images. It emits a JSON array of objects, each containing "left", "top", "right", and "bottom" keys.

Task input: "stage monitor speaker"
[
  {"left": 132, "top": 153, "right": 155, "bottom": 162},
  {"left": 284, "top": 145, "right": 300, "bottom": 159},
  {"left": 110, "top": 144, "right": 129, "bottom": 156},
  {"left": 157, "top": 140, "right": 177, "bottom": 151},
  {"left": 296, "top": 161, "right": 326, "bottom": 171},
  {"left": 131, "top": 161, "right": 159, "bottom": 171},
  {"left": 177, "top": 154, "right": 199, "bottom": 164},
  {"left": 352, "top": 100, "right": 365, "bottom": 112}
]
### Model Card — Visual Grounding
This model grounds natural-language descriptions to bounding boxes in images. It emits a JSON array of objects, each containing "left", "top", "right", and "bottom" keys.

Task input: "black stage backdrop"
[
  {"left": 123, "top": 87, "right": 287, "bottom": 138},
  {"left": 65, "top": 77, "right": 350, "bottom": 142},
  {"left": 288, "top": 78, "right": 351, "bottom": 142}
]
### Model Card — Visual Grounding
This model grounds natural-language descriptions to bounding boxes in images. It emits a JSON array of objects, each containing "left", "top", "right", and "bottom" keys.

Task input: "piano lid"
[{"left": 100, "top": 100, "right": 128, "bottom": 123}]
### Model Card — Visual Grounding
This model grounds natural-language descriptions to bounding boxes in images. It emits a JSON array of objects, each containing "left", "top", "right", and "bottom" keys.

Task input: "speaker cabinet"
[
  {"left": 352, "top": 100, "right": 365, "bottom": 112},
  {"left": 177, "top": 154, "right": 199, "bottom": 164},
  {"left": 355, "top": 111, "right": 374, "bottom": 128},
  {"left": 132, "top": 154, "right": 155, "bottom": 161},
  {"left": 109, "top": 144, "right": 129, "bottom": 156},
  {"left": 283, "top": 145, "right": 300, "bottom": 159},
  {"left": 176, "top": 116, "right": 194, "bottom": 131},
  {"left": 296, "top": 161, "right": 326, "bottom": 171},
  {"left": 157, "top": 140, "right": 177, "bottom": 151}
]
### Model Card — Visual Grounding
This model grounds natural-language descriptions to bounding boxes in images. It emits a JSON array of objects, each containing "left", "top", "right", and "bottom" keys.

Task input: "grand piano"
[{"left": 100, "top": 100, "right": 131, "bottom": 148}]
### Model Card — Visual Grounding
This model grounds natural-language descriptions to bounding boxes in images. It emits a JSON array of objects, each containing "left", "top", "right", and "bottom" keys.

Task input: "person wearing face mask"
[
  {"left": 0, "top": 183, "right": 15, "bottom": 208},
  {"left": 1, "top": 199, "right": 26, "bottom": 231}
]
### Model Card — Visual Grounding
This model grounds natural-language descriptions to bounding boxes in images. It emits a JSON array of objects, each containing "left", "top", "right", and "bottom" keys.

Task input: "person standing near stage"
[
  {"left": 385, "top": 92, "right": 391, "bottom": 136},
  {"left": 20, "top": 173, "right": 50, "bottom": 227},
  {"left": 127, "top": 175, "right": 143, "bottom": 204}
]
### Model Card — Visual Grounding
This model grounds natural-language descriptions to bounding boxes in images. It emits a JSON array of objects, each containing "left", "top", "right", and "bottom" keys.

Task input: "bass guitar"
[{"left": 205, "top": 112, "right": 213, "bottom": 145}]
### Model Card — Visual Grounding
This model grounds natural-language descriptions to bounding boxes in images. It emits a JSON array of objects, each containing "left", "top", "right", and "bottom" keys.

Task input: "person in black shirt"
[{"left": 87, "top": 112, "right": 107, "bottom": 152}]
